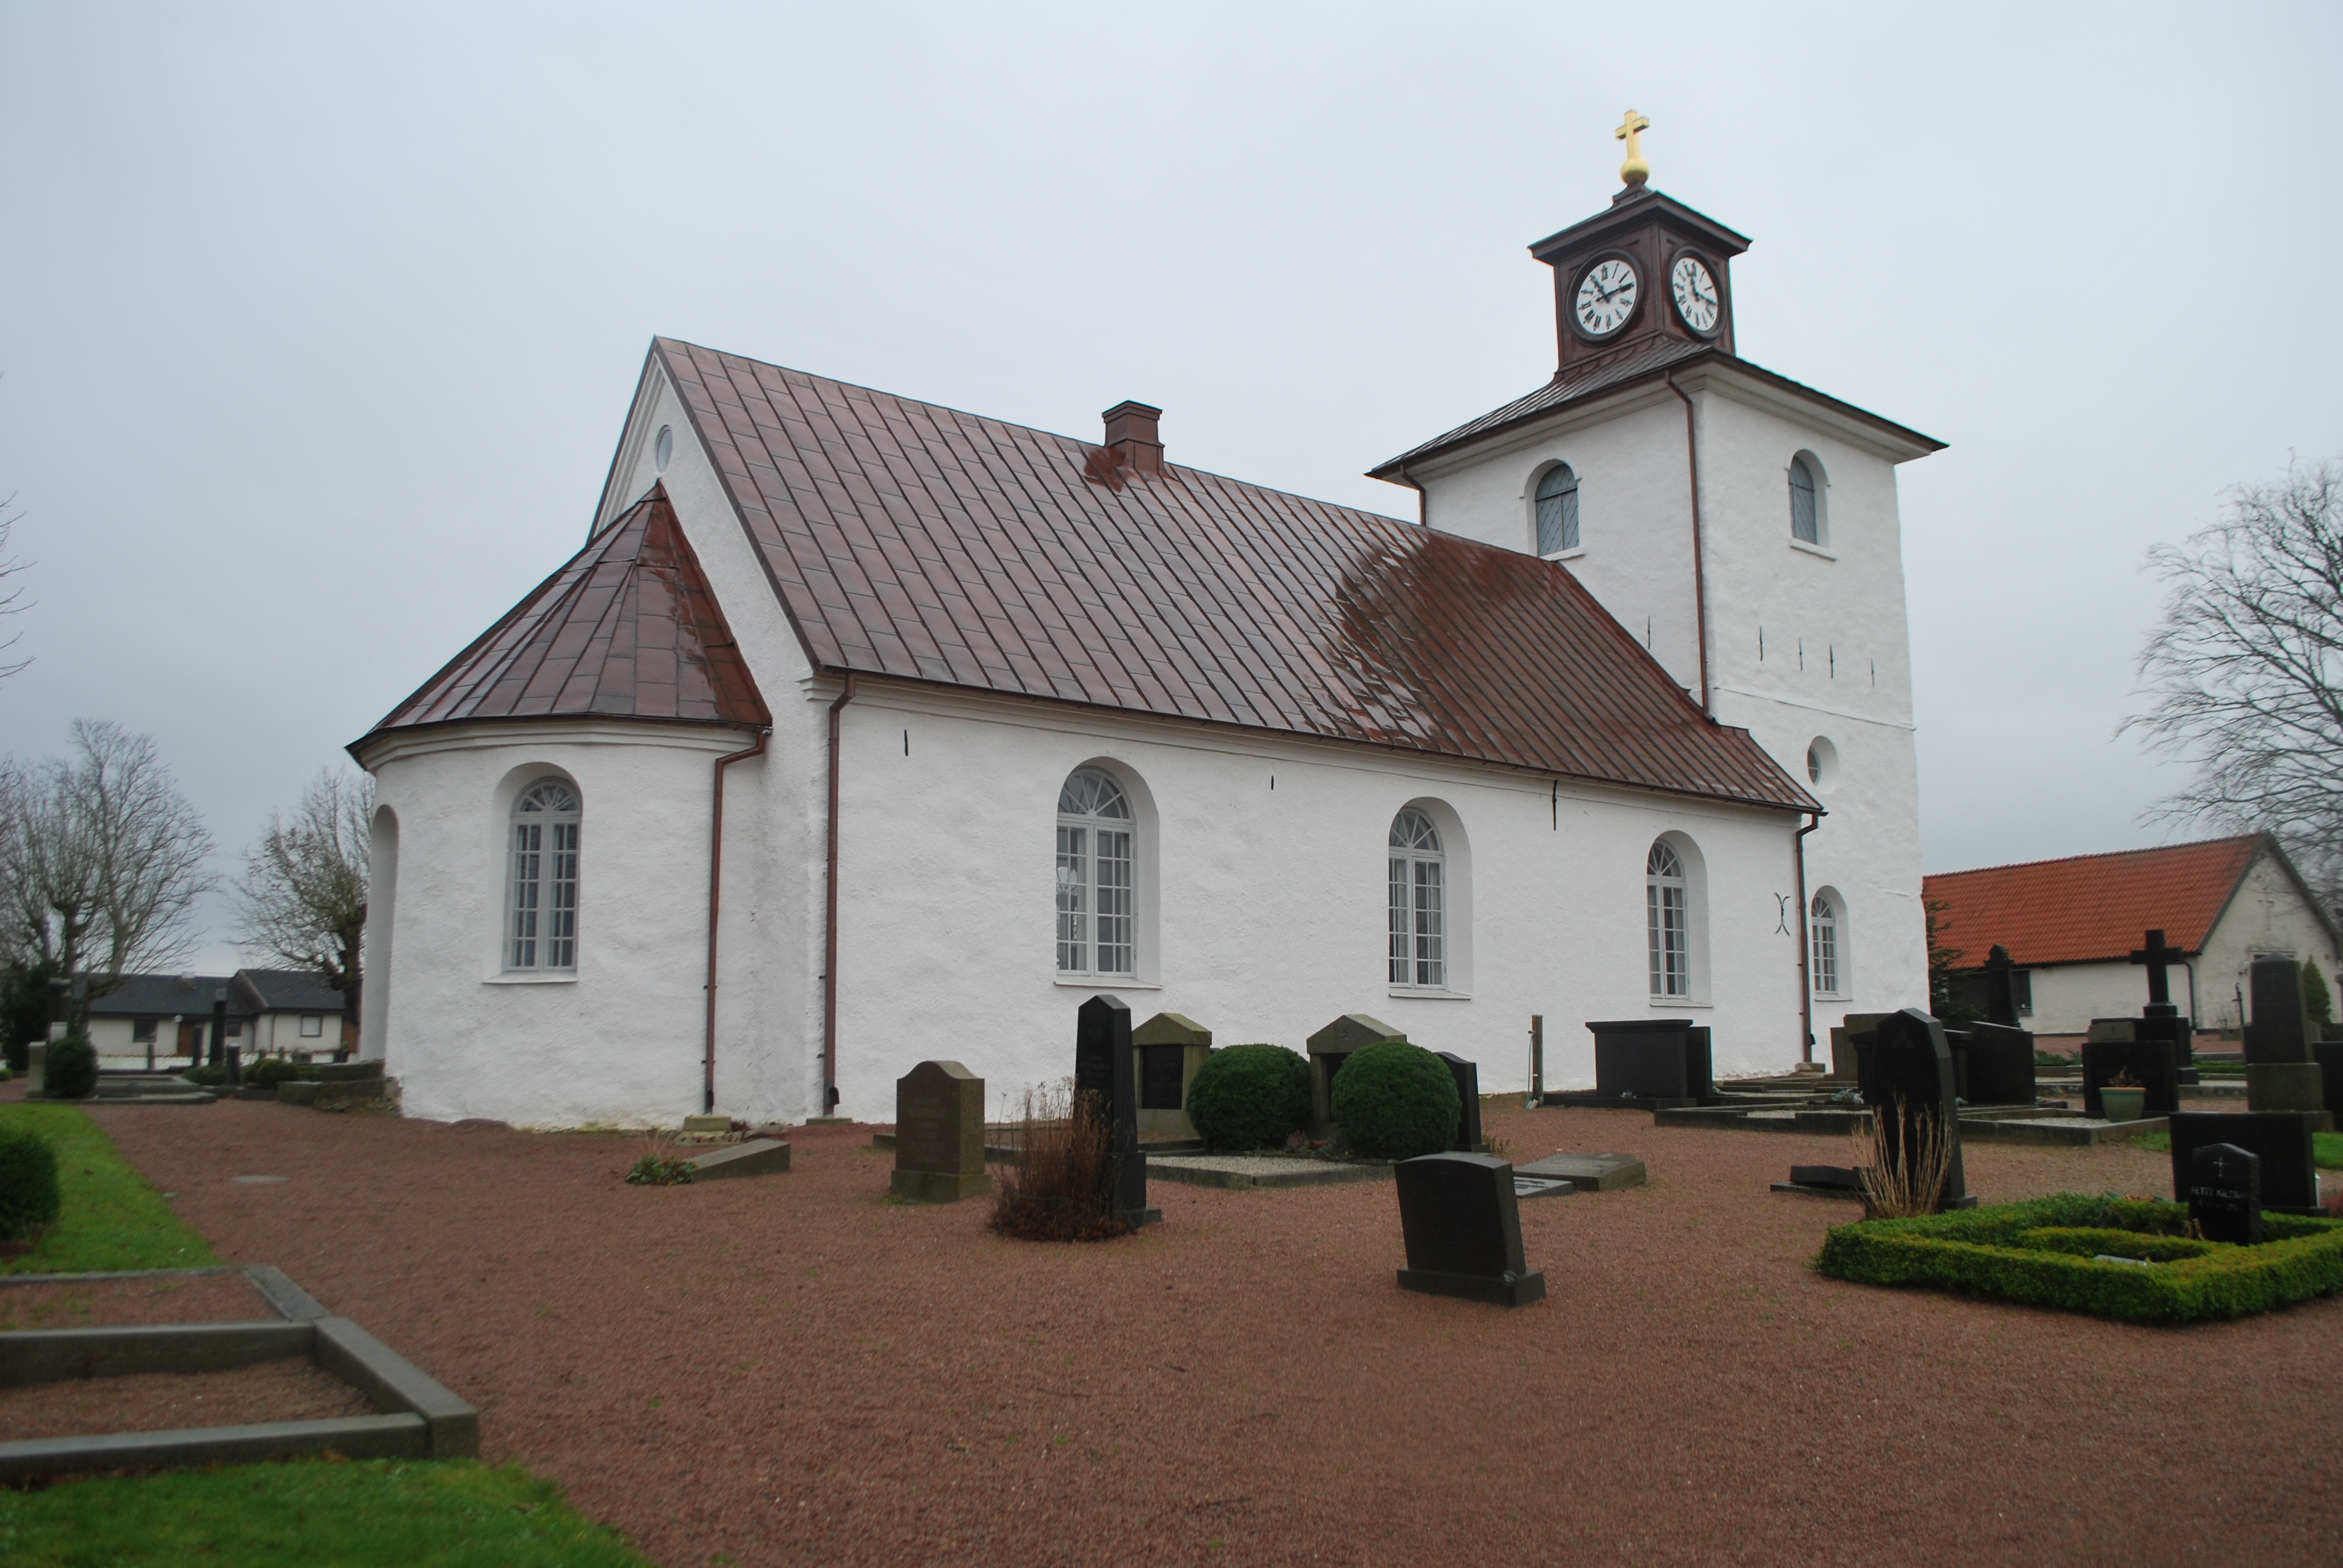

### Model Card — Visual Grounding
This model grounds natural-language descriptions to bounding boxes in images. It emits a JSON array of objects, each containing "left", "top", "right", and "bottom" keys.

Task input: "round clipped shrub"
[
  {"left": 246, "top": 1058, "right": 317, "bottom": 1090},
  {"left": 41, "top": 1033, "right": 97, "bottom": 1100},
  {"left": 1331, "top": 1040, "right": 1460, "bottom": 1160},
  {"left": 1185, "top": 1044, "right": 1310, "bottom": 1151},
  {"left": 0, "top": 1124, "right": 61, "bottom": 1243}
]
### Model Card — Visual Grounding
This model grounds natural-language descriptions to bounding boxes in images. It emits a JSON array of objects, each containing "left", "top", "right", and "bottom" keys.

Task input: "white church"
[{"left": 352, "top": 138, "right": 1942, "bottom": 1128}]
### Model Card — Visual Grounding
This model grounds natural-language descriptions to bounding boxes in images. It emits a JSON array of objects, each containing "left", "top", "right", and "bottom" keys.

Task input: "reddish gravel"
[
  {"left": 1, "top": 1360, "right": 373, "bottom": 1442},
  {"left": 0, "top": 1271, "right": 266, "bottom": 1331},
  {"left": 50, "top": 1097, "right": 2343, "bottom": 1566}
]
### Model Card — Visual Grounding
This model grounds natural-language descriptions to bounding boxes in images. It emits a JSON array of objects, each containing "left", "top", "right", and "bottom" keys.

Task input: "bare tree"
[
  {"left": 0, "top": 491, "right": 32, "bottom": 682},
  {"left": 2124, "top": 459, "right": 2343, "bottom": 913},
  {"left": 234, "top": 768, "right": 372, "bottom": 1034},
  {"left": 0, "top": 722, "right": 215, "bottom": 1016}
]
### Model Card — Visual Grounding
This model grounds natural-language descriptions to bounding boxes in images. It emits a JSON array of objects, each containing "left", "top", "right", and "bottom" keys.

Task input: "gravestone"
[
  {"left": 2315, "top": 1041, "right": 2343, "bottom": 1127},
  {"left": 1558, "top": 1019, "right": 1712, "bottom": 1107},
  {"left": 686, "top": 1138, "right": 792, "bottom": 1181},
  {"left": 1856, "top": 1008, "right": 1971, "bottom": 1212},
  {"left": 1514, "top": 1151, "right": 1646, "bottom": 1192},
  {"left": 1829, "top": 1013, "right": 1892, "bottom": 1080},
  {"left": 1392, "top": 1153, "right": 1546, "bottom": 1307},
  {"left": 1982, "top": 944, "right": 2024, "bottom": 1027},
  {"left": 1956, "top": 1022, "right": 2037, "bottom": 1107},
  {"left": 2184, "top": 1142, "right": 2263, "bottom": 1245},
  {"left": 1075, "top": 995, "right": 1156, "bottom": 1227},
  {"left": 1131, "top": 1013, "right": 1213, "bottom": 1140},
  {"left": 2167, "top": 1112, "right": 2320, "bottom": 1211},
  {"left": 1305, "top": 1014, "right": 1404, "bottom": 1135},
  {"left": 24, "top": 1040, "right": 44, "bottom": 1094},
  {"left": 2244, "top": 956, "right": 2327, "bottom": 1116},
  {"left": 1434, "top": 1052, "right": 1483, "bottom": 1152},
  {"left": 2129, "top": 928, "right": 2198, "bottom": 1084},
  {"left": 2080, "top": 1031, "right": 2178, "bottom": 1119},
  {"left": 891, "top": 1060, "right": 990, "bottom": 1203}
]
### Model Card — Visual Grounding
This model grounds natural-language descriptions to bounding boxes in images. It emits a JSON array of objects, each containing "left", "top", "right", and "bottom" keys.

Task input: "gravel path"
[
  {"left": 1, "top": 1360, "right": 374, "bottom": 1442},
  {"left": 0, "top": 1272, "right": 264, "bottom": 1331},
  {"left": 57, "top": 1097, "right": 2343, "bottom": 1567}
]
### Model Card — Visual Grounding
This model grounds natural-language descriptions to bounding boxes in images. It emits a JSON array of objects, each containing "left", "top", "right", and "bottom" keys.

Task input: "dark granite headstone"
[
  {"left": 891, "top": 1060, "right": 989, "bottom": 1203},
  {"left": 1393, "top": 1153, "right": 1546, "bottom": 1307},
  {"left": 1434, "top": 1052, "right": 1482, "bottom": 1151},
  {"left": 1856, "top": 1008, "right": 1970, "bottom": 1211},
  {"left": 1139, "top": 1046, "right": 1186, "bottom": 1111},
  {"left": 2168, "top": 1112, "right": 2319, "bottom": 1210},
  {"left": 2081, "top": 1036, "right": 2178, "bottom": 1119},
  {"left": 1075, "top": 995, "right": 1153, "bottom": 1226},
  {"left": 2245, "top": 955, "right": 2313, "bottom": 1063},
  {"left": 1581, "top": 1019, "right": 1712, "bottom": 1103},
  {"left": 1956, "top": 1021, "right": 2037, "bottom": 1106},
  {"left": 1983, "top": 944, "right": 2022, "bottom": 1027},
  {"left": 2184, "top": 1142, "right": 2263, "bottom": 1245},
  {"left": 2315, "top": 1042, "right": 2343, "bottom": 1126}
]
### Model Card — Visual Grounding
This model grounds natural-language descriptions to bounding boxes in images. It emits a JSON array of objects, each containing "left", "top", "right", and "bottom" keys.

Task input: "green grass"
[
  {"left": 0, "top": 1104, "right": 216, "bottom": 1274},
  {"left": 2129, "top": 1129, "right": 2343, "bottom": 1169},
  {"left": 0, "top": 1459, "right": 654, "bottom": 1566}
]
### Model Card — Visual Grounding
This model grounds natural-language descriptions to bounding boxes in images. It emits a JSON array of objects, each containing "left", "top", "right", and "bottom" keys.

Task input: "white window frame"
[
  {"left": 1388, "top": 808, "right": 1447, "bottom": 989},
  {"left": 299, "top": 1013, "right": 323, "bottom": 1038},
  {"left": 1647, "top": 840, "right": 1691, "bottom": 999},
  {"left": 1810, "top": 891, "right": 1843, "bottom": 999},
  {"left": 1533, "top": 463, "right": 1581, "bottom": 558},
  {"left": 1056, "top": 768, "right": 1136, "bottom": 979},
  {"left": 506, "top": 779, "right": 581, "bottom": 973}
]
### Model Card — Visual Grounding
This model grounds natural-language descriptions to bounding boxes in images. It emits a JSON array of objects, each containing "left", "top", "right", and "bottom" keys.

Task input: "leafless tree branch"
[{"left": 233, "top": 767, "right": 372, "bottom": 1033}]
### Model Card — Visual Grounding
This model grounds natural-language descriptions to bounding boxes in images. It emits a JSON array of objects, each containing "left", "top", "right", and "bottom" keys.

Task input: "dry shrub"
[
  {"left": 989, "top": 1079, "right": 1129, "bottom": 1243},
  {"left": 1858, "top": 1096, "right": 1955, "bottom": 1218},
  {"left": 626, "top": 1126, "right": 693, "bottom": 1186}
]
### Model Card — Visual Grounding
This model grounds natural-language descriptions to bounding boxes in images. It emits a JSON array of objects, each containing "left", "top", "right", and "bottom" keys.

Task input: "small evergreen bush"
[
  {"left": 1330, "top": 1040, "right": 1459, "bottom": 1160},
  {"left": 183, "top": 1065, "right": 227, "bottom": 1086},
  {"left": 2304, "top": 959, "right": 2333, "bottom": 1026},
  {"left": 245, "top": 1058, "right": 320, "bottom": 1090},
  {"left": 42, "top": 1033, "right": 98, "bottom": 1100},
  {"left": 1184, "top": 1045, "right": 1309, "bottom": 1151},
  {"left": 0, "top": 1123, "right": 62, "bottom": 1243}
]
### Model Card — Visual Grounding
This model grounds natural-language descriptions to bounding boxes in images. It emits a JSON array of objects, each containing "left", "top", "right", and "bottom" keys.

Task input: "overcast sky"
[{"left": 2, "top": 1, "right": 2338, "bottom": 972}]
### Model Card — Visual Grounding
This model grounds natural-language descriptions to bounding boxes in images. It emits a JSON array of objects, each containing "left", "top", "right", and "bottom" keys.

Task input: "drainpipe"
[
  {"left": 821, "top": 674, "right": 858, "bottom": 1117},
  {"left": 1794, "top": 811, "right": 1821, "bottom": 1064},
  {"left": 704, "top": 725, "right": 771, "bottom": 1115},
  {"left": 1665, "top": 371, "right": 1712, "bottom": 716}
]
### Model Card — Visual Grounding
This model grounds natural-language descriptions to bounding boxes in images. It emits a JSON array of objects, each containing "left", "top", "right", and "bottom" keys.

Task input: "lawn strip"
[
  {"left": 0, "top": 1105, "right": 217, "bottom": 1275},
  {"left": 2129, "top": 1129, "right": 2343, "bottom": 1169}
]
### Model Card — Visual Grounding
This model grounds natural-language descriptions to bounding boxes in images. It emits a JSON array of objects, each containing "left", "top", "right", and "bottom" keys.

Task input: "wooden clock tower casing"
[{"left": 1530, "top": 185, "right": 1751, "bottom": 378}]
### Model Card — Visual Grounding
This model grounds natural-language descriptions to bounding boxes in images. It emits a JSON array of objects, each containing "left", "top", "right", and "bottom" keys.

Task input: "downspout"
[
  {"left": 1665, "top": 372, "right": 1712, "bottom": 715},
  {"left": 704, "top": 725, "right": 772, "bottom": 1115},
  {"left": 821, "top": 673, "right": 859, "bottom": 1117},
  {"left": 1794, "top": 811, "right": 1821, "bottom": 1065}
]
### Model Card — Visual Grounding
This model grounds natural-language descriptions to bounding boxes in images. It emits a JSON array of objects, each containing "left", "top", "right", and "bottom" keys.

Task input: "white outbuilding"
[{"left": 352, "top": 178, "right": 1942, "bottom": 1127}]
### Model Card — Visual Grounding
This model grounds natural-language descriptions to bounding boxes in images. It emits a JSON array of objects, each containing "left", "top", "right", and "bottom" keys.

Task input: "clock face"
[
  {"left": 1574, "top": 258, "right": 1639, "bottom": 336},
  {"left": 1671, "top": 255, "right": 1720, "bottom": 333}
]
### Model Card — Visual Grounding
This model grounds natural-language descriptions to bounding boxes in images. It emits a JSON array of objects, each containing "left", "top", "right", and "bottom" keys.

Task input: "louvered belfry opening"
[{"left": 1101, "top": 401, "right": 1163, "bottom": 475}]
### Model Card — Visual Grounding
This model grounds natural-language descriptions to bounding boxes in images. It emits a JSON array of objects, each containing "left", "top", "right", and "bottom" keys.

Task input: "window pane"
[
  {"left": 1388, "top": 856, "right": 1409, "bottom": 983},
  {"left": 1056, "top": 826, "right": 1087, "bottom": 972},
  {"left": 1810, "top": 909, "right": 1837, "bottom": 995},
  {"left": 1414, "top": 858, "right": 1444, "bottom": 988},
  {"left": 1663, "top": 884, "right": 1689, "bottom": 996},
  {"left": 511, "top": 822, "right": 541, "bottom": 968},
  {"left": 546, "top": 820, "right": 579, "bottom": 969},
  {"left": 1095, "top": 828, "right": 1133, "bottom": 975},
  {"left": 1790, "top": 460, "right": 1818, "bottom": 543}
]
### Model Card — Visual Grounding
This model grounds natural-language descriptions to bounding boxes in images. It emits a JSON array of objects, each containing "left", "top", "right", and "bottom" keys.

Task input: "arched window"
[
  {"left": 1535, "top": 464, "right": 1581, "bottom": 556},
  {"left": 1057, "top": 768, "right": 1134, "bottom": 977},
  {"left": 1810, "top": 891, "right": 1842, "bottom": 996},
  {"left": 1789, "top": 456, "right": 1820, "bottom": 544},
  {"left": 1388, "top": 808, "right": 1445, "bottom": 987},
  {"left": 508, "top": 780, "right": 580, "bottom": 972},
  {"left": 1647, "top": 840, "right": 1690, "bottom": 998}
]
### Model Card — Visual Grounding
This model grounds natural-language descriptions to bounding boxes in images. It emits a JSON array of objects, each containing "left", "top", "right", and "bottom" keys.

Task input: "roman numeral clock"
[{"left": 1535, "top": 110, "right": 1750, "bottom": 377}]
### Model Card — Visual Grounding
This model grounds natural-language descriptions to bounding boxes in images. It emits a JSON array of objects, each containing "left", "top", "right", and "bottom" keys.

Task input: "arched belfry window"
[
  {"left": 508, "top": 780, "right": 580, "bottom": 972},
  {"left": 1535, "top": 464, "right": 1581, "bottom": 556},
  {"left": 1388, "top": 808, "right": 1446, "bottom": 987},
  {"left": 1647, "top": 840, "right": 1690, "bottom": 998},
  {"left": 1789, "top": 456, "right": 1821, "bottom": 544},
  {"left": 1056, "top": 768, "right": 1135, "bottom": 977},
  {"left": 1810, "top": 891, "right": 1843, "bottom": 997}
]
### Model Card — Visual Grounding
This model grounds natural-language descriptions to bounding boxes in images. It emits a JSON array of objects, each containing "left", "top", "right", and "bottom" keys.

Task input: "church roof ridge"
[
  {"left": 359, "top": 486, "right": 771, "bottom": 745},
  {"left": 643, "top": 338, "right": 1814, "bottom": 814}
]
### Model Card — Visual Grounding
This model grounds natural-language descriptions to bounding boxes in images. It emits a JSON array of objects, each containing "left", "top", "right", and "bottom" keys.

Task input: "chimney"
[{"left": 1101, "top": 401, "right": 1163, "bottom": 476}]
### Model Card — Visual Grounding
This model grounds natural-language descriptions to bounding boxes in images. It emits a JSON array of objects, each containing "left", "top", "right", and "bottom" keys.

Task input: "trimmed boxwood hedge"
[
  {"left": 1185, "top": 1045, "right": 1310, "bottom": 1151},
  {"left": 0, "top": 1122, "right": 62, "bottom": 1242},
  {"left": 41, "top": 1033, "right": 97, "bottom": 1100},
  {"left": 1330, "top": 1039, "right": 1458, "bottom": 1161},
  {"left": 1815, "top": 1193, "right": 2343, "bottom": 1325}
]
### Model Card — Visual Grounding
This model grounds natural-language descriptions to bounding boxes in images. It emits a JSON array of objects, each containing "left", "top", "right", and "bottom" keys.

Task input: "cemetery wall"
[{"left": 822, "top": 679, "right": 1809, "bottom": 1120}]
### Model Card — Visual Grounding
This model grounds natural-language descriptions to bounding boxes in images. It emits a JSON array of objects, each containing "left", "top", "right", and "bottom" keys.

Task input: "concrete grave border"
[{"left": 0, "top": 1262, "right": 477, "bottom": 1479}]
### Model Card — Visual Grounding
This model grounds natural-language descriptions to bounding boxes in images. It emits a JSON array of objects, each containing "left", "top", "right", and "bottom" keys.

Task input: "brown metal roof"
[
  {"left": 366, "top": 486, "right": 770, "bottom": 739},
  {"left": 652, "top": 339, "right": 1812, "bottom": 812}
]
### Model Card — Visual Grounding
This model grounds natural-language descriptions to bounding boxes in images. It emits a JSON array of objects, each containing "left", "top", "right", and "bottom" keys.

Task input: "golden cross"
[{"left": 1616, "top": 108, "right": 1651, "bottom": 187}]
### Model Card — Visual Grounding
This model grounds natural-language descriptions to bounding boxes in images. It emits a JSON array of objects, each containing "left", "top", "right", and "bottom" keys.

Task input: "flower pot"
[{"left": 2100, "top": 1086, "right": 2148, "bottom": 1123}]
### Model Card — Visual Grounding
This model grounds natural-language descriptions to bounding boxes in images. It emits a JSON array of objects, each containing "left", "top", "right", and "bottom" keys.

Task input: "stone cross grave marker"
[
  {"left": 1393, "top": 1152, "right": 1547, "bottom": 1307},
  {"left": 2244, "top": 955, "right": 2326, "bottom": 1114},
  {"left": 1858, "top": 1008, "right": 1971, "bottom": 1211},
  {"left": 891, "top": 1060, "right": 991, "bottom": 1203},
  {"left": 2184, "top": 1142, "right": 2263, "bottom": 1245},
  {"left": 1075, "top": 995, "right": 1156, "bottom": 1227},
  {"left": 2128, "top": 927, "right": 2198, "bottom": 1080}
]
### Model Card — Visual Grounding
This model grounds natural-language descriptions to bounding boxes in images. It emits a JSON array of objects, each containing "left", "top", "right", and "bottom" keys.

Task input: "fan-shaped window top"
[{"left": 1058, "top": 769, "right": 1130, "bottom": 820}]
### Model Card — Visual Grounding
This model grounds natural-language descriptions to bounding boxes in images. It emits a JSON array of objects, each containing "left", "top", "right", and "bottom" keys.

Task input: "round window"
[
  {"left": 1805, "top": 736, "right": 1840, "bottom": 793},
  {"left": 654, "top": 425, "right": 674, "bottom": 472}
]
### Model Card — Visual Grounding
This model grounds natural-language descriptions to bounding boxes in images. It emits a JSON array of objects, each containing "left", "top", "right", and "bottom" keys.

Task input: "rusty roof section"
[
  {"left": 367, "top": 486, "right": 769, "bottom": 739},
  {"left": 653, "top": 339, "right": 1812, "bottom": 812},
  {"left": 1921, "top": 835, "right": 2276, "bottom": 970}
]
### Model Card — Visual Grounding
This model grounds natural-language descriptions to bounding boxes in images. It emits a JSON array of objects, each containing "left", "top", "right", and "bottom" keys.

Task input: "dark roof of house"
[
  {"left": 85, "top": 970, "right": 347, "bottom": 1017},
  {"left": 364, "top": 488, "right": 770, "bottom": 741},
  {"left": 1921, "top": 835, "right": 2292, "bottom": 969},
  {"left": 1366, "top": 343, "right": 1945, "bottom": 482},
  {"left": 616, "top": 338, "right": 1812, "bottom": 812}
]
